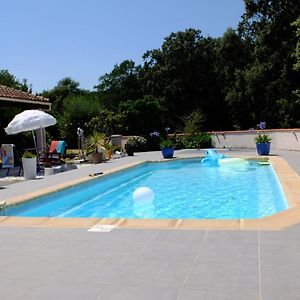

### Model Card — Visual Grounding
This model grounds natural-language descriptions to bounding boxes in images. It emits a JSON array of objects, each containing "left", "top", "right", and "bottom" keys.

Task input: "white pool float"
[{"left": 218, "top": 157, "right": 248, "bottom": 166}]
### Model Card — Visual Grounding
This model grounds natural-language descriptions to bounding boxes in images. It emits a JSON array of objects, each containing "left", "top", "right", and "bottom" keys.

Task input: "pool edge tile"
[
  {"left": 117, "top": 218, "right": 179, "bottom": 229},
  {"left": 0, "top": 216, "right": 50, "bottom": 226},
  {"left": 177, "top": 219, "right": 241, "bottom": 230},
  {"left": 0, "top": 216, "right": 8, "bottom": 223},
  {"left": 270, "top": 156, "right": 300, "bottom": 207},
  {"left": 242, "top": 205, "right": 300, "bottom": 230},
  {"left": 43, "top": 217, "right": 100, "bottom": 228}
]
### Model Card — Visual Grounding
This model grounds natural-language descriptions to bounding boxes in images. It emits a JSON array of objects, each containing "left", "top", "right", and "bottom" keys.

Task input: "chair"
[
  {"left": 39, "top": 140, "right": 67, "bottom": 167},
  {"left": 48, "top": 140, "right": 67, "bottom": 165}
]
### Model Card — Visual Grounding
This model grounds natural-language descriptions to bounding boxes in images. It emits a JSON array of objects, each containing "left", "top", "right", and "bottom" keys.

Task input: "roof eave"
[{"left": 0, "top": 96, "right": 51, "bottom": 110}]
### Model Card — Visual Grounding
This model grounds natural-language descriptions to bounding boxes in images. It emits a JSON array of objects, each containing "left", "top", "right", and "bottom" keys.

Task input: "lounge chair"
[
  {"left": 48, "top": 140, "right": 67, "bottom": 164},
  {"left": 39, "top": 140, "right": 67, "bottom": 166}
]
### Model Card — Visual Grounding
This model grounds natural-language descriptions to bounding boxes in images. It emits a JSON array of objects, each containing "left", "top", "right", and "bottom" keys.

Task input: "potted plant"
[
  {"left": 255, "top": 133, "right": 272, "bottom": 155},
  {"left": 125, "top": 136, "right": 147, "bottom": 156},
  {"left": 43, "top": 161, "right": 54, "bottom": 176},
  {"left": 103, "top": 142, "right": 113, "bottom": 160},
  {"left": 160, "top": 138, "right": 174, "bottom": 158},
  {"left": 22, "top": 151, "right": 37, "bottom": 180},
  {"left": 85, "top": 131, "right": 105, "bottom": 164}
]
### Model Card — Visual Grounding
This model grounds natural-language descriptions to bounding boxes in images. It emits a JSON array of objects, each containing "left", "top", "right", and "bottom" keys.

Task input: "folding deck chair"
[{"left": 47, "top": 140, "right": 67, "bottom": 165}]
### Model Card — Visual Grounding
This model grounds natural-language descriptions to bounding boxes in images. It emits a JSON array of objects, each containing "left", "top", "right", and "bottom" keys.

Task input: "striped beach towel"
[{"left": 1, "top": 144, "right": 14, "bottom": 168}]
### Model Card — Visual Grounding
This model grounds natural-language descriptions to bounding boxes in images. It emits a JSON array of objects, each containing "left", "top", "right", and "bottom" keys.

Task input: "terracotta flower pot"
[{"left": 91, "top": 152, "right": 103, "bottom": 164}]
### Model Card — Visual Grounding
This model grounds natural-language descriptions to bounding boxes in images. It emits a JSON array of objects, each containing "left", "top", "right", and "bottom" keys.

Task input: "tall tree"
[
  {"left": 94, "top": 60, "right": 143, "bottom": 110},
  {"left": 42, "top": 77, "right": 89, "bottom": 141},
  {"left": 294, "top": 17, "right": 300, "bottom": 71},
  {"left": 142, "top": 29, "right": 230, "bottom": 130},
  {"left": 0, "top": 70, "right": 33, "bottom": 147},
  {"left": 215, "top": 28, "right": 253, "bottom": 129},
  {"left": 119, "top": 95, "right": 166, "bottom": 135},
  {"left": 57, "top": 94, "right": 102, "bottom": 146},
  {"left": 233, "top": 0, "right": 300, "bottom": 128},
  {"left": 42, "top": 77, "right": 86, "bottom": 113},
  {"left": 291, "top": 16, "right": 300, "bottom": 125},
  {"left": 0, "top": 69, "right": 32, "bottom": 92}
]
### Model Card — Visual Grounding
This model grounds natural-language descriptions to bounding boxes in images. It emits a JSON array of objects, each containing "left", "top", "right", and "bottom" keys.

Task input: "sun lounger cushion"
[
  {"left": 49, "top": 141, "right": 58, "bottom": 153},
  {"left": 56, "top": 141, "right": 67, "bottom": 155}
]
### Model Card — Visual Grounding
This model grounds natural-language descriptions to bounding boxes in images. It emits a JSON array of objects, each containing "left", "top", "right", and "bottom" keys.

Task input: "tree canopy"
[
  {"left": 1, "top": 0, "right": 300, "bottom": 147},
  {"left": 0, "top": 69, "right": 32, "bottom": 92}
]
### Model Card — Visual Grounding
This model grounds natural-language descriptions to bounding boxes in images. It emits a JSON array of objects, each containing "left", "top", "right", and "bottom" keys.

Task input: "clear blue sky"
[{"left": 0, "top": 0, "right": 245, "bottom": 93}]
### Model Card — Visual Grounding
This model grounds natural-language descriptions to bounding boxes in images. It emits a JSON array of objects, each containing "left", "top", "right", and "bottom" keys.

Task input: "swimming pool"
[{"left": 3, "top": 158, "right": 288, "bottom": 219}]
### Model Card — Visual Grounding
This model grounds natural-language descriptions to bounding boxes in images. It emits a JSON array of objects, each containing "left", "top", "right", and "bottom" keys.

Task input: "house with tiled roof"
[{"left": 0, "top": 85, "right": 51, "bottom": 110}]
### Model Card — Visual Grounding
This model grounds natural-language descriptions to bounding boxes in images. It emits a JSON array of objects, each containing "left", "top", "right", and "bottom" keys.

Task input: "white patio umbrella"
[
  {"left": 5, "top": 110, "right": 56, "bottom": 135},
  {"left": 5, "top": 110, "right": 57, "bottom": 153}
]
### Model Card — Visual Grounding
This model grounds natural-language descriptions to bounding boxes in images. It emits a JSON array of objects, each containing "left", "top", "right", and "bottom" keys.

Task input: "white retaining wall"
[
  {"left": 211, "top": 129, "right": 300, "bottom": 151},
  {"left": 117, "top": 129, "right": 300, "bottom": 151}
]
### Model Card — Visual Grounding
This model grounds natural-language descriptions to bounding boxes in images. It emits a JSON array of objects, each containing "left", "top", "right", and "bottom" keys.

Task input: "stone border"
[{"left": 0, "top": 156, "right": 299, "bottom": 230}]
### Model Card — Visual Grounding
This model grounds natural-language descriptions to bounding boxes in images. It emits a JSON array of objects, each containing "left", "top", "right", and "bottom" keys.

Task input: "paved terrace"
[{"left": 0, "top": 149, "right": 300, "bottom": 299}]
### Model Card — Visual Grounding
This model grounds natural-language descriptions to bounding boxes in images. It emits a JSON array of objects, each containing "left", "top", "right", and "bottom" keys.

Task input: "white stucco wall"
[
  {"left": 211, "top": 129, "right": 300, "bottom": 151},
  {"left": 119, "top": 129, "right": 300, "bottom": 151}
]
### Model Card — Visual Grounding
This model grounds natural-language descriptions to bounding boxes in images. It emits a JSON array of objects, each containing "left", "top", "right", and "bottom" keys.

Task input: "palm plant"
[{"left": 85, "top": 131, "right": 105, "bottom": 153}]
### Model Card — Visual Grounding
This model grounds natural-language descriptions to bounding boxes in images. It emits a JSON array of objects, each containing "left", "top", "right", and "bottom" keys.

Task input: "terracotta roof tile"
[{"left": 0, "top": 85, "right": 49, "bottom": 103}]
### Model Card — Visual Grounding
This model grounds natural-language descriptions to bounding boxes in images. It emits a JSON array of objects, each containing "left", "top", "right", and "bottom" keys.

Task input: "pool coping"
[{"left": 0, "top": 155, "right": 300, "bottom": 230}]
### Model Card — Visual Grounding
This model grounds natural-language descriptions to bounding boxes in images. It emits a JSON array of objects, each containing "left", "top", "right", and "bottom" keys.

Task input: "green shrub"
[
  {"left": 125, "top": 136, "right": 147, "bottom": 152},
  {"left": 159, "top": 139, "right": 174, "bottom": 149},
  {"left": 85, "top": 110, "right": 125, "bottom": 137},
  {"left": 22, "top": 151, "right": 37, "bottom": 158},
  {"left": 182, "top": 110, "right": 206, "bottom": 135},
  {"left": 254, "top": 134, "right": 272, "bottom": 143},
  {"left": 57, "top": 94, "right": 102, "bottom": 147},
  {"left": 170, "top": 134, "right": 185, "bottom": 150},
  {"left": 184, "top": 133, "right": 212, "bottom": 149}
]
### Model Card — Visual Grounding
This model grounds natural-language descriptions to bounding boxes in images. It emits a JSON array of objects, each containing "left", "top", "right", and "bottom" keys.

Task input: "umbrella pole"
[
  {"left": 32, "top": 130, "right": 37, "bottom": 150},
  {"left": 32, "top": 130, "right": 41, "bottom": 170}
]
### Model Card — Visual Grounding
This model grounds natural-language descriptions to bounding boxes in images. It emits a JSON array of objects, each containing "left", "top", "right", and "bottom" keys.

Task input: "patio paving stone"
[{"left": 0, "top": 149, "right": 299, "bottom": 299}]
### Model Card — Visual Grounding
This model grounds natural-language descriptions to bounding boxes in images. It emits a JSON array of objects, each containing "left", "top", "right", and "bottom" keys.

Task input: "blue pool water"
[{"left": 3, "top": 159, "right": 288, "bottom": 219}]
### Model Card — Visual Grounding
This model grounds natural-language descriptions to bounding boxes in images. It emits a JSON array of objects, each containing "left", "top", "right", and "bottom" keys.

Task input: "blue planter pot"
[
  {"left": 161, "top": 147, "right": 174, "bottom": 158},
  {"left": 126, "top": 149, "right": 134, "bottom": 156},
  {"left": 256, "top": 143, "right": 271, "bottom": 155}
]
